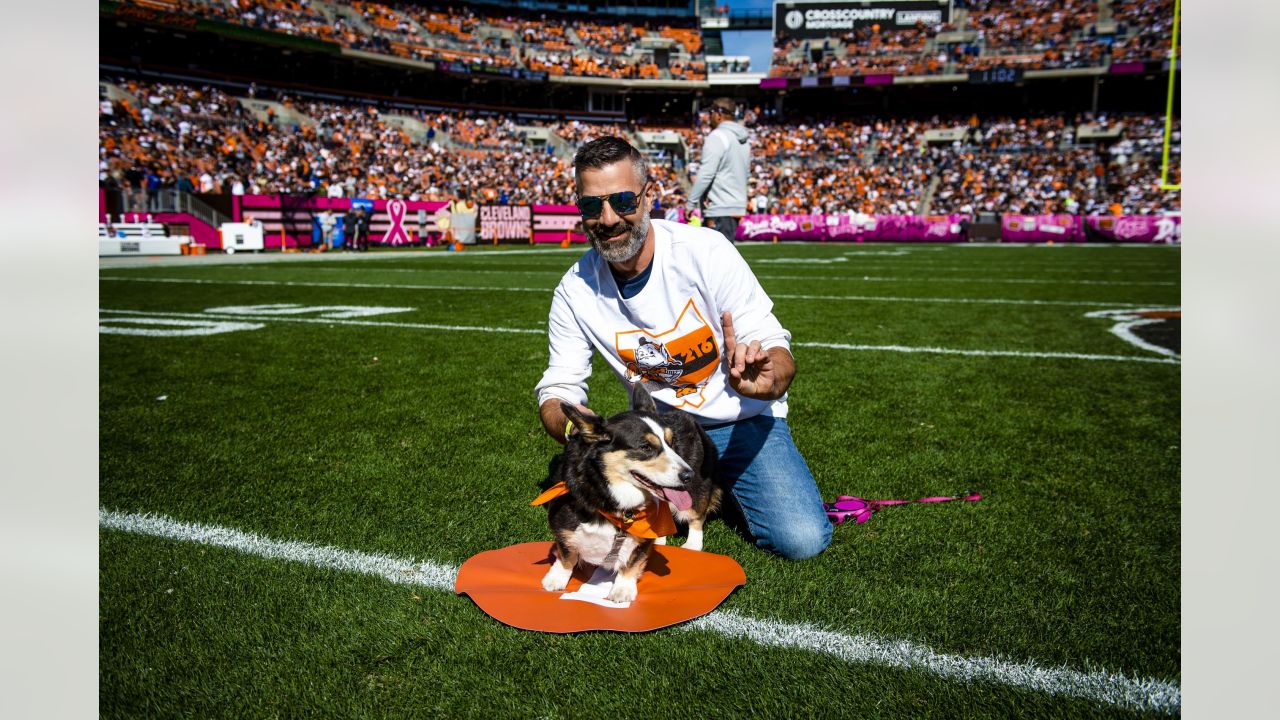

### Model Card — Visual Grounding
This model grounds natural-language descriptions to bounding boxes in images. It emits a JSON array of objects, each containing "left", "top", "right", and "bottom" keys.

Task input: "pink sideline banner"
[
  {"left": 531, "top": 204, "right": 586, "bottom": 244},
  {"left": 235, "top": 196, "right": 585, "bottom": 247},
  {"left": 1001, "top": 214, "right": 1181, "bottom": 243},
  {"left": 116, "top": 212, "right": 222, "bottom": 248},
  {"left": 737, "top": 214, "right": 966, "bottom": 242},
  {"left": 100, "top": 194, "right": 1181, "bottom": 248},
  {"left": 1085, "top": 214, "right": 1181, "bottom": 243},
  {"left": 1001, "top": 214, "right": 1084, "bottom": 243},
  {"left": 738, "top": 214, "right": 827, "bottom": 241}
]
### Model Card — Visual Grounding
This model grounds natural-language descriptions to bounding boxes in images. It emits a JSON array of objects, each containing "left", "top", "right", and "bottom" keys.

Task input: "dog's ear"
[
  {"left": 629, "top": 382, "right": 656, "bottom": 413},
  {"left": 561, "top": 401, "right": 608, "bottom": 442}
]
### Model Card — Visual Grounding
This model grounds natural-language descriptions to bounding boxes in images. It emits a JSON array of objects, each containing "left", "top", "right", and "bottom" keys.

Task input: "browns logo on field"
[{"left": 1084, "top": 307, "right": 1181, "bottom": 358}]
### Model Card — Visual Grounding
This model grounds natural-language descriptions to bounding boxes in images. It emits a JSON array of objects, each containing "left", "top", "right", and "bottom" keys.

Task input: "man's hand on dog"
[
  {"left": 721, "top": 311, "right": 795, "bottom": 401},
  {"left": 540, "top": 399, "right": 597, "bottom": 445}
]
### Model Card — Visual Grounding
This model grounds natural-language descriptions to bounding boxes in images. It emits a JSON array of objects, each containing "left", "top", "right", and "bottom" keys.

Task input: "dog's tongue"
[{"left": 658, "top": 487, "right": 694, "bottom": 511}]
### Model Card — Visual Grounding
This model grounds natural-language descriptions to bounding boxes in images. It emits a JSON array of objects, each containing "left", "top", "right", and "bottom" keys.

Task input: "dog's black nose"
[{"left": 678, "top": 469, "right": 693, "bottom": 484}]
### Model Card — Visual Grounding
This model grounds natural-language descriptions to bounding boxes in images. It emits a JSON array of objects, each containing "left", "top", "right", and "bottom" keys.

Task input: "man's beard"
[{"left": 587, "top": 211, "right": 649, "bottom": 264}]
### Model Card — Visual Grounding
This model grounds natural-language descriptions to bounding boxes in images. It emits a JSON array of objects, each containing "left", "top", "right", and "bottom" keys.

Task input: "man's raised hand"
[{"left": 721, "top": 311, "right": 778, "bottom": 399}]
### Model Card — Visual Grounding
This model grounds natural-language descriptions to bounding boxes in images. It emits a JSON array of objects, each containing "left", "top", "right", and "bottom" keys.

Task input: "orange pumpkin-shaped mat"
[{"left": 455, "top": 542, "right": 745, "bottom": 633}]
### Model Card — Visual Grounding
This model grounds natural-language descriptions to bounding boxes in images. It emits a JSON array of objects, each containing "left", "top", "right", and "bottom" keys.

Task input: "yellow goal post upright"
[{"left": 1160, "top": 0, "right": 1181, "bottom": 191}]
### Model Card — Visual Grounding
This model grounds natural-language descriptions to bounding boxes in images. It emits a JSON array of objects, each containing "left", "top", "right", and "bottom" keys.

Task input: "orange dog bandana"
[{"left": 531, "top": 481, "right": 677, "bottom": 539}]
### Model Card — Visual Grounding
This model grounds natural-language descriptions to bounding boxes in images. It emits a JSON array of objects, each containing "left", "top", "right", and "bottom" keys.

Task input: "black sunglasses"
[{"left": 576, "top": 185, "right": 647, "bottom": 219}]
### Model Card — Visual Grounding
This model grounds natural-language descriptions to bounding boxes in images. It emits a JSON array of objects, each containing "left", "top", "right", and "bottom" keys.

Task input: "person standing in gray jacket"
[{"left": 687, "top": 97, "right": 750, "bottom": 243}]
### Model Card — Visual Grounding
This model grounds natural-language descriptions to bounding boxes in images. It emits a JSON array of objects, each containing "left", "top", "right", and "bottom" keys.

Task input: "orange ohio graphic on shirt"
[{"left": 616, "top": 298, "right": 720, "bottom": 408}]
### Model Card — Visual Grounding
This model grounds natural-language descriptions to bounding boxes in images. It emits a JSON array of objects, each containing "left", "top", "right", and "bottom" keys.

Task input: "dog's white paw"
[
  {"left": 608, "top": 577, "right": 638, "bottom": 604},
  {"left": 683, "top": 528, "right": 704, "bottom": 552},
  {"left": 541, "top": 563, "right": 572, "bottom": 592},
  {"left": 654, "top": 536, "right": 667, "bottom": 546}
]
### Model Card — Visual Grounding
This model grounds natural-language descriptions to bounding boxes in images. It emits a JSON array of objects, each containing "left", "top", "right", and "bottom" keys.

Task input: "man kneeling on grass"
[{"left": 533, "top": 136, "right": 831, "bottom": 560}]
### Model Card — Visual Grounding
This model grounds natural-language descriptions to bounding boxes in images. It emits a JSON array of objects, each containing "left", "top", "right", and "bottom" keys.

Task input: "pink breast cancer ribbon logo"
[{"left": 381, "top": 199, "right": 412, "bottom": 246}]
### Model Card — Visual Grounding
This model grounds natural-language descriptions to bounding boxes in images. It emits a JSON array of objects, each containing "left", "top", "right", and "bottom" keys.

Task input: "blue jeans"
[{"left": 703, "top": 415, "right": 832, "bottom": 560}]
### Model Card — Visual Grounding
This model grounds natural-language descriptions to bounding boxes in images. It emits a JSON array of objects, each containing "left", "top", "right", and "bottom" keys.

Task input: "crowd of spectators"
[
  {"left": 1108, "top": 0, "right": 1179, "bottom": 63},
  {"left": 770, "top": 0, "right": 1177, "bottom": 77},
  {"left": 446, "top": 114, "right": 527, "bottom": 151},
  {"left": 120, "top": 0, "right": 707, "bottom": 80},
  {"left": 99, "top": 78, "right": 257, "bottom": 207},
  {"left": 753, "top": 161, "right": 933, "bottom": 216},
  {"left": 554, "top": 120, "right": 625, "bottom": 147},
  {"left": 526, "top": 51, "right": 662, "bottom": 80},
  {"left": 772, "top": 26, "right": 939, "bottom": 78},
  {"left": 99, "top": 78, "right": 578, "bottom": 207},
  {"left": 126, "top": 0, "right": 1177, "bottom": 81},
  {"left": 100, "top": 76, "right": 1179, "bottom": 218},
  {"left": 931, "top": 148, "right": 1099, "bottom": 215},
  {"left": 967, "top": 0, "right": 1096, "bottom": 50},
  {"left": 574, "top": 23, "right": 642, "bottom": 56},
  {"left": 163, "top": 0, "right": 335, "bottom": 39}
]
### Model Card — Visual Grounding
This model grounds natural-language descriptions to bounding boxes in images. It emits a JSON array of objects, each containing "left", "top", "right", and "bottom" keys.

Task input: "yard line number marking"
[
  {"left": 99, "top": 308, "right": 544, "bottom": 335},
  {"left": 98, "top": 317, "right": 266, "bottom": 337},
  {"left": 99, "top": 305, "right": 419, "bottom": 337},
  {"left": 98, "top": 507, "right": 1181, "bottom": 715}
]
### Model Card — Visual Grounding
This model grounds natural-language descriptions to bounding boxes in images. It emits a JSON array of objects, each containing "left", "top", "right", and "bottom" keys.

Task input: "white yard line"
[
  {"left": 99, "top": 276, "right": 1159, "bottom": 309},
  {"left": 771, "top": 293, "right": 1154, "bottom": 308},
  {"left": 688, "top": 611, "right": 1181, "bottom": 714},
  {"left": 234, "top": 264, "right": 1180, "bottom": 279},
  {"left": 756, "top": 274, "right": 1176, "bottom": 287},
  {"left": 797, "top": 342, "right": 1181, "bottom": 365},
  {"left": 98, "top": 507, "right": 1180, "bottom": 714}
]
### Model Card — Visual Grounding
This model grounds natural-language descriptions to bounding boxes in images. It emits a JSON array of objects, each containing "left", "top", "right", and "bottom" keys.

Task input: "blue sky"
[{"left": 718, "top": 0, "right": 776, "bottom": 71}]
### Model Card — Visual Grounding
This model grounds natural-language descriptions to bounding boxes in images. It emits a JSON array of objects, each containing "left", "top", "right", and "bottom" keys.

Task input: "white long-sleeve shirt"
[{"left": 535, "top": 219, "right": 791, "bottom": 423}]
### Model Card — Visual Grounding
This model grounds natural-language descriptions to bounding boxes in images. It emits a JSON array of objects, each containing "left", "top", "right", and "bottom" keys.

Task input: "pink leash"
[{"left": 823, "top": 493, "right": 983, "bottom": 525}]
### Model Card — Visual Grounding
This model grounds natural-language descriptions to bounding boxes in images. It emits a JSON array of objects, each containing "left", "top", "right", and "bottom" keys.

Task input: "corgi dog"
[{"left": 534, "top": 384, "right": 720, "bottom": 604}]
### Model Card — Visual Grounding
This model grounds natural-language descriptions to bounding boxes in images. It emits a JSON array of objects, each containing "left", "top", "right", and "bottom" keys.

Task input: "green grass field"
[{"left": 100, "top": 242, "right": 1181, "bottom": 718}]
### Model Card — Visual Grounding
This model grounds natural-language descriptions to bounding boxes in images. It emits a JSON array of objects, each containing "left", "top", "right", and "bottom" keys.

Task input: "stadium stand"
[
  {"left": 112, "top": 0, "right": 1178, "bottom": 84},
  {"left": 116, "top": 0, "right": 708, "bottom": 80},
  {"left": 770, "top": 0, "right": 1176, "bottom": 78},
  {"left": 100, "top": 74, "right": 1180, "bottom": 217}
]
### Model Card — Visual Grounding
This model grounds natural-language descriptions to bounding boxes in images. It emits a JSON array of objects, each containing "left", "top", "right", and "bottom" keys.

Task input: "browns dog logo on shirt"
[{"left": 616, "top": 299, "right": 720, "bottom": 408}]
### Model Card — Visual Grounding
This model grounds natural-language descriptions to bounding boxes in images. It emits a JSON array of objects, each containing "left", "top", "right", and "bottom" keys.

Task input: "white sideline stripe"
[
  {"left": 98, "top": 508, "right": 1180, "bottom": 714},
  {"left": 756, "top": 274, "right": 1175, "bottom": 287},
  {"left": 99, "top": 245, "right": 585, "bottom": 268},
  {"left": 773, "top": 294, "right": 1150, "bottom": 308},
  {"left": 98, "top": 308, "right": 544, "bottom": 335},
  {"left": 249, "top": 265, "right": 1179, "bottom": 279},
  {"left": 232, "top": 265, "right": 1177, "bottom": 284},
  {"left": 797, "top": 342, "right": 1180, "bottom": 365},
  {"left": 98, "top": 309, "right": 1176, "bottom": 364},
  {"left": 99, "top": 508, "right": 457, "bottom": 590},
  {"left": 684, "top": 611, "right": 1181, "bottom": 714},
  {"left": 99, "top": 276, "right": 1153, "bottom": 309}
]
